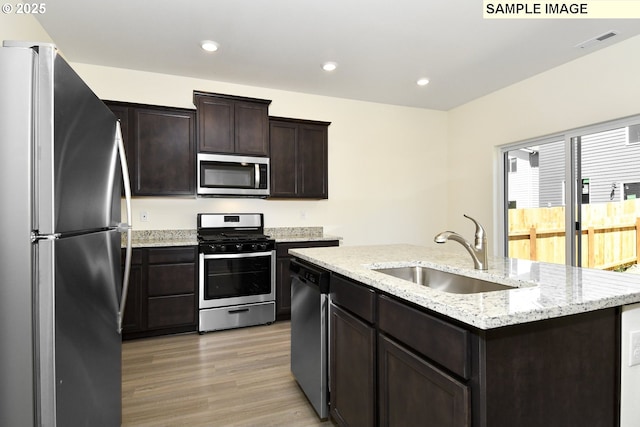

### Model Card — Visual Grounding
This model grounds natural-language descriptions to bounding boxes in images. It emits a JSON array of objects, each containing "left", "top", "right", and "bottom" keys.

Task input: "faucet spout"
[{"left": 434, "top": 215, "right": 488, "bottom": 270}]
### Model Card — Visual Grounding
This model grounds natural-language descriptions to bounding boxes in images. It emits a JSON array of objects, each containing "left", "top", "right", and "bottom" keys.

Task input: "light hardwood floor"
[{"left": 122, "top": 321, "right": 336, "bottom": 427}]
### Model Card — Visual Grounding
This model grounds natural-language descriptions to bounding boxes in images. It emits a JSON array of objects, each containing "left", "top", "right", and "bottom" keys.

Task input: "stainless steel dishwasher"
[{"left": 290, "top": 258, "right": 330, "bottom": 420}]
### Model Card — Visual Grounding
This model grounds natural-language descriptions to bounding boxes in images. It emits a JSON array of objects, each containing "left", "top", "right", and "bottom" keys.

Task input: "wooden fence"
[{"left": 508, "top": 199, "right": 640, "bottom": 270}]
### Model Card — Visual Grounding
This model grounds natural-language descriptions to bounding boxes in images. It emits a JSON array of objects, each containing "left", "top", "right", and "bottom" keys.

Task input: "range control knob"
[
  {"left": 215, "top": 244, "right": 226, "bottom": 252},
  {"left": 235, "top": 243, "right": 244, "bottom": 251},
  {"left": 257, "top": 243, "right": 267, "bottom": 251},
  {"left": 250, "top": 243, "right": 258, "bottom": 251}
]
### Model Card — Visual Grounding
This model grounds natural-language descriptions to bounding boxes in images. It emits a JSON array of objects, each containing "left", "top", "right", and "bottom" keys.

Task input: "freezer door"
[
  {"left": 0, "top": 46, "right": 37, "bottom": 427},
  {"left": 37, "top": 47, "right": 119, "bottom": 235},
  {"left": 36, "top": 230, "right": 122, "bottom": 426}
]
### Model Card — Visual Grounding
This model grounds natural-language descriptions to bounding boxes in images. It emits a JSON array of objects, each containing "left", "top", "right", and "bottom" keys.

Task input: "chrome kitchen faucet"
[{"left": 434, "top": 214, "right": 488, "bottom": 270}]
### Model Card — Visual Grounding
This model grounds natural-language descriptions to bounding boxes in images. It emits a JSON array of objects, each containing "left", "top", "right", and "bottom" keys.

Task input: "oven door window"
[
  {"left": 203, "top": 254, "right": 271, "bottom": 300},
  {"left": 201, "top": 161, "right": 256, "bottom": 189}
]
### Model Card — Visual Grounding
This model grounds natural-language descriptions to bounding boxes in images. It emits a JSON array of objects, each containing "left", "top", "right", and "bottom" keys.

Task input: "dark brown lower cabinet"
[
  {"left": 121, "top": 246, "right": 197, "bottom": 340},
  {"left": 120, "top": 248, "right": 143, "bottom": 333},
  {"left": 326, "top": 273, "right": 620, "bottom": 427},
  {"left": 378, "top": 334, "right": 470, "bottom": 427},
  {"left": 329, "top": 304, "right": 376, "bottom": 427},
  {"left": 479, "top": 307, "right": 619, "bottom": 427}
]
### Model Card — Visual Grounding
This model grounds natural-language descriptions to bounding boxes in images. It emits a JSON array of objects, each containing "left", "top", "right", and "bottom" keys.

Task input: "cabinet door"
[
  {"left": 276, "top": 258, "right": 292, "bottom": 317},
  {"left": 235, "top": 101, "right": 269, "bottom": 156},
  {"left": 133, "top": 108, "right": 195, "bottom": 195},
  {"left": 196, "top": 96, "right": 234, "bottom": 153},
  {"left": 378, "top": 334, "right": 470, "bottom": 427},
  {"left": 269, "top": 121, "right": 298, "bottom": 197},
  {"left": 121, "top": 248, "right": 143, "bottom": 334},
  {"left": 268, "top": 117, "right": 329, "bottom": 199},
  {"left": 330, "top": 304, "right": 376, "bottom": 427},
  {"left": 298, "top": 124, "right": 328, "bottom": 198},
  {"left": 106, "top": 103, "right": 133, "bottom": 196}
]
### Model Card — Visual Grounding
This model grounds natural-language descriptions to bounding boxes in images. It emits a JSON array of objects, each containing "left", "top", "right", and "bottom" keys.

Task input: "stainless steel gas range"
[{"left": 197, "top": 213, "right": 276, "bottom": 333}]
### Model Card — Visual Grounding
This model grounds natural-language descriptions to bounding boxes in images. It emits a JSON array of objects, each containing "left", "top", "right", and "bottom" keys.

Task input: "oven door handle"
[{"left": 200, "top": 250, "right": 274, "bottom": 260}]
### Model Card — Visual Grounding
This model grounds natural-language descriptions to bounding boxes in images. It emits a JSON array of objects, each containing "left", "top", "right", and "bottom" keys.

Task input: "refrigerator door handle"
[
  {"left": 30, "top": 231, "right": 61, "bottom": 243},
  {"left": 115, "top": 121, "right": 133, "bottom": 334}
]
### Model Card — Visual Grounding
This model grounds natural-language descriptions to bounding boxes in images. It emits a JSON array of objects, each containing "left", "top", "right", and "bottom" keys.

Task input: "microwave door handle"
[{"left": 255, "top": 163, "right": 260, "bottom": 189}]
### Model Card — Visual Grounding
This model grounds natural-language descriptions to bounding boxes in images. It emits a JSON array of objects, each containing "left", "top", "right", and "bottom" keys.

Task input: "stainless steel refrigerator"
[{"left": 0, "top": 41, "right": 132, "bottom": 426}]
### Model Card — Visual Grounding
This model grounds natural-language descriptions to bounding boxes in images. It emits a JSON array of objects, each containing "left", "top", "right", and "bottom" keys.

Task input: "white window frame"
[
  {"left": 496, "top": 114, "right": 640, "bottom": 265},
  {"left": 627, "top": 124, "right": 640, "bottom": 145}
]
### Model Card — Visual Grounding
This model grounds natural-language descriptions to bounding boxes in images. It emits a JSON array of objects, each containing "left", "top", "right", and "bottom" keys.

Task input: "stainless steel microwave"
[{"left": 197, "top": 153, "right": 270, "bottom": 197}]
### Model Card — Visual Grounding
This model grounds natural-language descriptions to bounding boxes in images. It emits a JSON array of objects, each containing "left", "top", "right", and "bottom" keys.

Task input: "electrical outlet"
[
  {"left": 140, "top": 211, "right": 149, "bottom": 222},
  {"left": 629, "top": 330, "right": 640, "bottom": 367}
]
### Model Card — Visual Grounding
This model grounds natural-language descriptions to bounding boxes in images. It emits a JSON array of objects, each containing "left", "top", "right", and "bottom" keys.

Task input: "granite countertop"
[
  {"left": 264, "top": 227, "right": 342, "bottom": 243},
  {"left": 122, "top": 227, "right": 342, "bottom": 247},
  {"left": 289, "top": 244, "right": 640, "bottom": 330},
  {"left": 124, "top": 230, "right": 198, "bottom": 248}
]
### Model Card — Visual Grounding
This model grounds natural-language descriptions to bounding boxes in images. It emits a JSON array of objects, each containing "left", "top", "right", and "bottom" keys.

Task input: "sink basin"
[{"left": 373, "top": 266, "right": 513, "bottom": 294}]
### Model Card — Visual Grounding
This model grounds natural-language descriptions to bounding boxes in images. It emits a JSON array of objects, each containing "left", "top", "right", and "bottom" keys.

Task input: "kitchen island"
[{"left": 290, "top": 244, "right": 640, "bottom": 427}]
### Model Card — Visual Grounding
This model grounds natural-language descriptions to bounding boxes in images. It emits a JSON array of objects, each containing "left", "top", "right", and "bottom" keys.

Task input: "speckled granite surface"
[
  {"left": 265, "top": 226, "right": 342, "bottom": 243},
  {"left": 289, "top": 244, "right": 640, "bottom": 330},
  {"left": 123, "top": 230, "right": 198, "bottom": 248},
  {"left": 122, "top": 227, "right": 342, "bottom": 247}
]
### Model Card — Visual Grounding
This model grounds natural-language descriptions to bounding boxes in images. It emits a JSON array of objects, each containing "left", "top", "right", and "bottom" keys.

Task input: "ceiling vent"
[{"left": 575, "top": 31, "right": 619, "bottom": 49}]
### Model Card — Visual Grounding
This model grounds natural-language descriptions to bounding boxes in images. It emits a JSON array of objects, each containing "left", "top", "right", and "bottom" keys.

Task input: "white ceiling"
[{"left": 34, "top": 0, "right": 640, "bottom": 110}]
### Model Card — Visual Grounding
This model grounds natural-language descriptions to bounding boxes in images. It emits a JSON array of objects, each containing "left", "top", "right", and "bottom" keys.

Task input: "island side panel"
[{"left": 479, "top": 308, "right": 620, "bottom": 427}]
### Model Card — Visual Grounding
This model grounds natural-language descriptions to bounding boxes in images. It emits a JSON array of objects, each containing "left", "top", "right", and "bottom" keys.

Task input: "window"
[
  {"left": 499, "top": 115, "right": 640, "bottom": 270},
  {"left": 627, "top": 124, "right": 640, "bottom": 145}
]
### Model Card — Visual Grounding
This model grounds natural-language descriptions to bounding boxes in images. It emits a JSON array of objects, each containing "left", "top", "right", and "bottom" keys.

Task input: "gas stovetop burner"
[
  {"left": 197, "top": 213, "right": 275, "bottom": 254},
  {"left": 199, "top": 240, "right": 275, "bottom": 254},
  {"left": 198, "top": 233, "right": 271, "bottom": 243}
]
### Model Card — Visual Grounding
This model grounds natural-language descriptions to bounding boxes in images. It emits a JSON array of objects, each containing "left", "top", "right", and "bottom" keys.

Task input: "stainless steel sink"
[{"left": 373, "top": 266, "right": 513, "bottom": 294}]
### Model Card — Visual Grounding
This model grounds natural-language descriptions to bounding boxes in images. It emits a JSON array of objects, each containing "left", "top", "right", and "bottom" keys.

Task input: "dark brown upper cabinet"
[
  {"left": 269, "top": 117, "right": 330, "bottom": 199},
  {"left": 193, "top": 91, "right": 271, "bottom": 156},
  {"left": 105, "top": 101, "right": 196, "bottom": 197}
]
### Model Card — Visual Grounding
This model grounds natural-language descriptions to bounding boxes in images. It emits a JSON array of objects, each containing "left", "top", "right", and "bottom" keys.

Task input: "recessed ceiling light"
[
  {"left": 201, "top": 40, "right": 219, "bottom": 52},
  {"left": 322, "top": 62, "right": 338, "bottom": 72},
  {"left": 417, "top": 78, "right": 430, "bottom": 87}
]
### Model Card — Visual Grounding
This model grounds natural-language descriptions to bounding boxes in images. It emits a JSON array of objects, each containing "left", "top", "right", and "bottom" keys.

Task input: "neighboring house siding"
[
  {"left": 538, "top": 140, "right": 565, "bottom": 207},
  {"left": 580, "top": 128, "right": 640, "bottom": 203},
  {"left": 507, "top": 150, "right": 539, "bottom": 208},
  {"left": 509, "top": 126, "right": 640, "bottom": 208}
]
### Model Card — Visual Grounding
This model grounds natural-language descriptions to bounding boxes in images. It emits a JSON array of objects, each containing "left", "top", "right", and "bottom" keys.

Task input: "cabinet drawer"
[
  {"left": 147, "top": 295, "right": 195, "bottom": 329},
  {"left": 330, "top": 274, "right": 376, "bottom": 324},
  {"left": 378, "top": 295, "right": 470, "bottom": 379},
  {"left": 147, "top": 247, "right": 196, "bottom": 264},
  {"left": 148, "top": 263, "right": 195, "bottom": 296}
]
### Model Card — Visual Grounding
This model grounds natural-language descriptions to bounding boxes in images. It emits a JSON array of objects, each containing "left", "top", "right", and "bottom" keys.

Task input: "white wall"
[
  {"left": 4, "top": 13, "right": 640, "bottom": 250},
  {"left": 1, "top": 13, "right": 449, "bottom": 247},
  {"left": 447, "top": 34, "right": 640, "bottom": 255},
  {"left": 72, "top": 64, "right": 449, "bottom": 245},
  {"left": 0, "top": 9, "right": 53, "bottom": 43}
]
